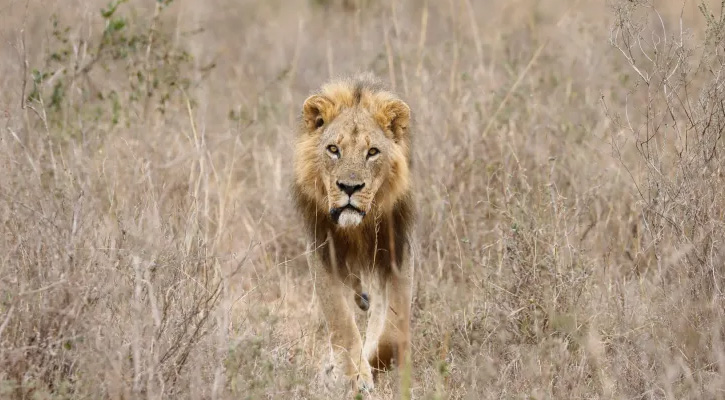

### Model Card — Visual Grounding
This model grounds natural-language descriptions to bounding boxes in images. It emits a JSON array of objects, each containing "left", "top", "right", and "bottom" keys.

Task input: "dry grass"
[{"left": 0, "top": 0, "right": 724, "bottom": 398}]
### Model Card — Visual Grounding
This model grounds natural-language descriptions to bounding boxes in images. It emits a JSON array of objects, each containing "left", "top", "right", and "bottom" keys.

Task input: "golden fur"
[{"left": 292, "top": 73, "right": 416, "bottom": 394}]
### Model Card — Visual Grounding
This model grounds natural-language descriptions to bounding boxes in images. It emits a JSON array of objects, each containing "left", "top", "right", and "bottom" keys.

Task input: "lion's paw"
[
  {"left": 350, "top": 363, "right": 375, "bottom": 396},
  {"left": 319, "top": 361, "right": 376, "bottom": 397},
  {"left": 355, "top": 373, "right": 375, "bottom": 396}
]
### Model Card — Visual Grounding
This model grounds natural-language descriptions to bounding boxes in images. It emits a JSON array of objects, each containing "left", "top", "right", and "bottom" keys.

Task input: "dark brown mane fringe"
[{"left": 292, "top": 183, "right": 415, "bottom": 279}]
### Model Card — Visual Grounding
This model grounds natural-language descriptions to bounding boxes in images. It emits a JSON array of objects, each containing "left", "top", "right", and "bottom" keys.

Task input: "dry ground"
[{"left": 1, "top": 0, "right": 724, "bottom": 399}]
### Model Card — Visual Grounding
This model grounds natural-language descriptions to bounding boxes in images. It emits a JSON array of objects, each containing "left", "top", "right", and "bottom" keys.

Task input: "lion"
[{"left": 292, "top": 73, "right": 416, "bottom": 394}]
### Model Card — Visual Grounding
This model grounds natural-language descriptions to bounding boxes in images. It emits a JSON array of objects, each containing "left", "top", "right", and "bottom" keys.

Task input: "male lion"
[{"left": 292, "top": 73, "right": 415, "bottom": 393}]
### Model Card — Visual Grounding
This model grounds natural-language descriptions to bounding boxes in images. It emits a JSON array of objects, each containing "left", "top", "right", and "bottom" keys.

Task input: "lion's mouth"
[{"left": 330, "top": 204, "right": 366, "bottom": 226}]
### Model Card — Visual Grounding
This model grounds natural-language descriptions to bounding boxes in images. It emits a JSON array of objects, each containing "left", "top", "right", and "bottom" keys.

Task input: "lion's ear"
[
  {"left": 376, "top": 99, "right": 411, "bottom": 143},
  {"left": 302, "top": 95, "right": 334, "bottom": 133}
]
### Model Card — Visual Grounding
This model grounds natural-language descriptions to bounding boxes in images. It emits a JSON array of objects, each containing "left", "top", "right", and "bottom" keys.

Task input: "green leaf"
[
  {"left": 108, "top": 17, "right": 126, "bottom": 33},
  {"left": 100, "top": 0, "right": 127, "bottom": 19}
]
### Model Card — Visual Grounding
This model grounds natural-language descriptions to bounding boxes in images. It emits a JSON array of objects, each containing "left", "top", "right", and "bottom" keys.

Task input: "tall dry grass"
[{"left": 0, "top": 0, "right": 723, "bottom": 398}]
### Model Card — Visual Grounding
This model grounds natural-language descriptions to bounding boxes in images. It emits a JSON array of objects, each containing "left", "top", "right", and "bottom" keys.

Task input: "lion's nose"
[{"left": 336, "top": 181, "right": 365, "bottom": 196}]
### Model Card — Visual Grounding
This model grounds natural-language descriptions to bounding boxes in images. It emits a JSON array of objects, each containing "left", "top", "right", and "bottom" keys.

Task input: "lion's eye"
[
  {"left": 327, "top": 145, "right": 339, "bottom": 155},
  {"left": 367, "top": 148, "right": 380, "bottom": 157}
]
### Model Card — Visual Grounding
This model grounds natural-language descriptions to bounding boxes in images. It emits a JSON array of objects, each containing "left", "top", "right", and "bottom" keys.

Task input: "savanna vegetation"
[{"left": 0, "top": 0, "right": 724, "bottom": 398}]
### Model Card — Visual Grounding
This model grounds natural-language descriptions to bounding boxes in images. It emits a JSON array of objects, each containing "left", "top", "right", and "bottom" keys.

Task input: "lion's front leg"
[
  {"left": 368, "top": 246, "right": 414, "bottom": 372},
  {"left": 309, "top": 251, "right": 374, "bottom": 393},
  {"left": 362, "top": 275, "right": 388, "bottom": 371}
]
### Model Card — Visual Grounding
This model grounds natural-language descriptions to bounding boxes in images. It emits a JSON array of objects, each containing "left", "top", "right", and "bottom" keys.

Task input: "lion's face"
[
  {"left": 319, "top": 108, "right": 393, "bottom": 227},
  {"left": 294, "top": 78, "right": 411, "bottom": 229}
]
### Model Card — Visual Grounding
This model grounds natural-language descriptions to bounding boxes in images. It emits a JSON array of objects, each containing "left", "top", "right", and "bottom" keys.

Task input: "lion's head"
[{"left": 293, "top": 74, "right": 412, "bottom": 229}]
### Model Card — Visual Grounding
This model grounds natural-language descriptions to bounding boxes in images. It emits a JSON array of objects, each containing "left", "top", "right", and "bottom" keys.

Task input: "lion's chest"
[{"left": 326, "top": 225, "right": 404, "bottom": 276}]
